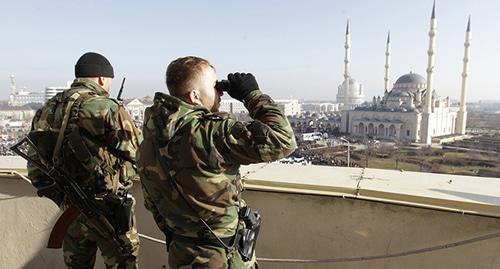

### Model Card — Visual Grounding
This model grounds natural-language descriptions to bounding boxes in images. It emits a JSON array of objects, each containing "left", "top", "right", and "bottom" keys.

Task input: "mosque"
[
  {"left": 336, "top": 78, "right": 365, "bottom": 109},
  {"left": 340, "top": 2, "right": 471, "bottom": 144}
]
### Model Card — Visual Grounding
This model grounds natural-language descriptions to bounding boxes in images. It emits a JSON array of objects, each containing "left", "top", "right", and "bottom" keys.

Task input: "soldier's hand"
[{"left": 227, "top": 73, "right": 259, "bottom": 102}]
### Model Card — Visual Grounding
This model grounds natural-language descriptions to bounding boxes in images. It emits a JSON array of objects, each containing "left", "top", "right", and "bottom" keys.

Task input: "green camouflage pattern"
[
  {"left": 27, "top": 78, "right": 142, "bottom": 268},
  {"left": 168, "top": 241, "right": 256, "bottom": 269},
  {"left": 63, "top": 209, "right": 140, "bottom": 268},
  {"left": 138, "top": 90, "right": 296, "bottom": 267},
  {"left": 28, "top": 78, "right": 141, "bottom": 193}
]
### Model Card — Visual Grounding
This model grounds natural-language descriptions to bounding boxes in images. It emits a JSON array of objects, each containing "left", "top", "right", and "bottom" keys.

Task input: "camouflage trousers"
[
  {"left": 168, "top": 240, "right": 257, "bottom": 269},
  {"left": 62, "top": 212, "right": 140, "bottom": 269}
]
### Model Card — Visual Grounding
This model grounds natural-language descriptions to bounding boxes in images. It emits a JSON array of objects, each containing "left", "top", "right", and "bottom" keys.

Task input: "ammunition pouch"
[
  {"left": 104, "top": 189, "right": 134, "bottom": 235},
  {"left": 237, "top": 206, "right": 261, "bottom": 261}
]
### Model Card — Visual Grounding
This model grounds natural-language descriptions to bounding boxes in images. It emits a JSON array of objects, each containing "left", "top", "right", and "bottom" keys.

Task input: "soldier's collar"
[
  {"left": 71, "top": 78, "right": 109, "bottom": 96},
  {"left": 154, "top": 92, "right": 209, "bottom": 113}
]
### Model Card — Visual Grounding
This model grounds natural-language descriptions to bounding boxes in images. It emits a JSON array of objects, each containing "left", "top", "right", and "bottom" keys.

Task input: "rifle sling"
[
  {"left": 171, "top": 233, "right": 237, "bottom": 249},
  {"left": 52, "top": 92, "right": 81, "bottom": 162}
]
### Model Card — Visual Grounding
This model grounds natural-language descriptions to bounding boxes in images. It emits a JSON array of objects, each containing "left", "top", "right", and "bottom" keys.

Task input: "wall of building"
[
  {"left": 0, "top": 109, "right": 36, "bottom": 121},
  {"left": 1, "top": 174, "right": 500, "bottom": 269},
  {"left": 275, "top": 100, "right": 301, "bottom": 116},
  {"left": 45, "top": 86, "right": 70, "bottom": 101},
  {"left": 219, "top": 100, "right": 247, "bottom": 114},
  {"left": 301, "top": 103, "right": 339, "bottom": 113},
  {"left": 348, "top": 111, "right": 420, "bottom": 141},
  {"left": 220, "top": 99, "right": 302, "bottom": 116},
  {"left": 9, "top": 91, "right": 45, "bottom": 106},
  {"left": 430, "top": 106, "right": 458, "bottom": 137}
]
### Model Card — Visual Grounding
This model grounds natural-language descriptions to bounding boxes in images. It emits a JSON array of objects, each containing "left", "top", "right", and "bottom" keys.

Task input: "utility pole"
[
  {"left": 340, "top": 137, "right": 350, "bottom": 167},
  {"left": 365, "top": 139, "right": 370, "bottom": 168}
]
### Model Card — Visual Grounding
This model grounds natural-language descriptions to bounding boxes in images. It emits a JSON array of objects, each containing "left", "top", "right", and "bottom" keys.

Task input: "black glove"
[{"left": 227, "top": 73, "right": 259, "bottom": 102}]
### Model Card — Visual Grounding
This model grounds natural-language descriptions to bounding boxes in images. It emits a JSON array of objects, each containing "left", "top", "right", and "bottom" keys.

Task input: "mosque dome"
[
  {"left": 395, "top": 72, "right": 426, "bottom": 84},
  {"left": 392, "top": 71, "right": 426, "bottom": 92},
  {"left": 337, "top": 78, "right": 365, "bottom": 105}
]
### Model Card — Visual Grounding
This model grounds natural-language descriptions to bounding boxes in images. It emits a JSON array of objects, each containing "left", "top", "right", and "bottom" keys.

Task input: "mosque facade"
[
  {"left": 340, "top": 2, "right": 471, "bottom": 144},
  {"left": 347, "top": 72, "right": 458, "bottom": 142}
]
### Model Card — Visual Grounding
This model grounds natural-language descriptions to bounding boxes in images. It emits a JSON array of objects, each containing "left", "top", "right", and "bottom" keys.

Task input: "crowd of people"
[
  {"left": 0, "top": 136, "right": 21, "bottom": 156},
  {"left": 289, "top": 149, "right": 360, "bottom": 167}
]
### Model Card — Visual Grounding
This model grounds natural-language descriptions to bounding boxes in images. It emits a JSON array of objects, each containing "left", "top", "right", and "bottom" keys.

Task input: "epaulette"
[
  {"left": 201, "top": 112, "right": 232, "bottom": 121},
  {"left": 84, "top": 92, "right": 121, "bottom": 106}
]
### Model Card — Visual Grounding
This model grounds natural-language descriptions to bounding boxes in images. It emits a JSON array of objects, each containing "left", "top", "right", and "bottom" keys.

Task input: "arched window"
[
  {"left": 368, "top": 123, "right": 374, "bottom": 135},
  {"left": 389, "top": 125, "right": 396, "bottom": 137},
  {"left": 378, "top": 124, "right": 385, "bottom": 136},
  {"left": 358, "top": 123, "right": 365, "bottom": 135}
]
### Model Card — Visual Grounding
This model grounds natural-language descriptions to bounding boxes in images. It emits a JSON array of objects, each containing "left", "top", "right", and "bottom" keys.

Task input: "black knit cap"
[{"left": 74, "top": 52, "right": 114, "bottom": 78}]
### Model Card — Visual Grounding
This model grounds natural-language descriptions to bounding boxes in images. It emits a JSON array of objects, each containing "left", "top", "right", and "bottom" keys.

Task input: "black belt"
[{"left": 171, "top": 233, "right": 238, "bottom": 249}]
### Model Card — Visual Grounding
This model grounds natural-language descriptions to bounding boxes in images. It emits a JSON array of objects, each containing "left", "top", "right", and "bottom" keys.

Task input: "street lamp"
[
  {"left": 340, "top": 137, "right": 350, "bottom": 167},
  {"left": 391, "top": 138, "right": 400, "bottom": 170}
]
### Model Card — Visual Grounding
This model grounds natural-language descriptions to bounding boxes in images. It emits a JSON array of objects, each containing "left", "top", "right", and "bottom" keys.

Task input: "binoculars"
[{"left": 215, "top": 80, "right": 231, "bottom": 92}]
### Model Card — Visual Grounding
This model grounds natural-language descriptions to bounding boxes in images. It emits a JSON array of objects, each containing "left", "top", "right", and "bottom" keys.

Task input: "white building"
[
  {"left": 275, "top": 99, "right": 301, "bottom": 116},
  {"left": 124, "top": 98, "right": 152, "bottom": 127},
  {"left": 341, "top": 4, "right": 471, "bottom": 144},
  {"left": 45, "top": 83, "right": 71, "bottom": 101},
  {"left": 220, "top": 99, "right": 301, "bottom": 116},
  {"left": 0, "top": 105, "right": 37, "bottom": 121},
  {"left": 348, "top": 72, "right": 458, "bottom": 141},
  {"left": 9, "top": 88, "right": 45, "bottom": 106},
  {"left": 0, "top": 120, "right": 29, "bottom": 133},
  {"left": 0, "top": 104, "right": 36, "bottom": 134},
  {"left": 336, "top": 78, "right": 365, "bottom": 109},
  {"left": 219, "top": 99, "right": 247, "bottom": 114},
  {"left": 301, "top": 102, "right": 340, "bottom": 113}
]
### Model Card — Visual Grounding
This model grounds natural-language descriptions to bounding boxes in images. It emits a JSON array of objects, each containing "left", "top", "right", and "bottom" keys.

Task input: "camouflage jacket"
[
  {"left": 27, "top": 78, "right": 142, "bottom": 195},
  {"left": 138, "top": 90, "right": 296, "bottom": 239}
]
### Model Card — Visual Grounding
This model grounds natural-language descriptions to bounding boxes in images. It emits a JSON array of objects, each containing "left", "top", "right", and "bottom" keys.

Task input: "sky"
[{"left": 1, "top": 0, "right": 498, "bottom": 102}]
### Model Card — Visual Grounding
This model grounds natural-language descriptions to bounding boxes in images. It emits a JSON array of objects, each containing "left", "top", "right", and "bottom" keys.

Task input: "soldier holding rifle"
[{"left": 19, "top": 52, "right": 142, "bottom": 268}]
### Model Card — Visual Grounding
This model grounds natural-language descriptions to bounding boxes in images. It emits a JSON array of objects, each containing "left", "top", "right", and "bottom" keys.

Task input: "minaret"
[
  {"left": 343, "top": 19, "right": 351, "bottom": 111},
  {"left": 455, "top": 17, "right": 471, "bottom": 135},
  {"left": 384, "top": 31, "right": 391, "bottom": 92},
  {"left": 9, "top": 75, "right": 16, "bottom": 93},
  {"left": 341, "top": 19, "right": 351, "bottom": 133},
  {"left": 421, "top": 1, "right": 437, "bottom": 144}
]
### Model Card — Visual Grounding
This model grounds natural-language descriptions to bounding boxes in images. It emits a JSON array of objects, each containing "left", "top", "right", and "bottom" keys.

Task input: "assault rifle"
[
  {"left": 116, "top": 77, "right": 126, "bottom": 102},
  {"left": 10, "top": 136, "right": 128, "bottom": 256}
]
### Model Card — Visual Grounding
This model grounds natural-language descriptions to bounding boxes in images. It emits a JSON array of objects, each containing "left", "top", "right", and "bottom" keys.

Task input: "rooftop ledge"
[
  {"left": 240, "top": 163, "right": 500, "bottom": 219},
  {"left": 2, "top": 156, "right": 500, "bottom": 219}
]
